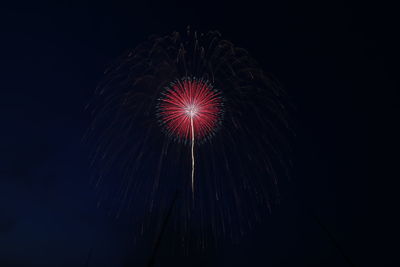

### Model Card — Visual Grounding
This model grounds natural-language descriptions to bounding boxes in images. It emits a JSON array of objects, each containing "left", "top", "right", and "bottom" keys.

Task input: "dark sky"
[{"left": 0, "top": 1, "right": 397, "bottom": 266}]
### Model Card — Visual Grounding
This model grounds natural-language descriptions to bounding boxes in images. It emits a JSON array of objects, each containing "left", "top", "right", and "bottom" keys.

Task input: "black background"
[{"left": 0, "top": 1, "right": 397, "bottom": 266}]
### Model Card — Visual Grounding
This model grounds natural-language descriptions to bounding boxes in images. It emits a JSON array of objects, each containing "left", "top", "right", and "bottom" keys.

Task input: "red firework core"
[{"left": 157, "top": 78, "right": 222, "bottom": 141}]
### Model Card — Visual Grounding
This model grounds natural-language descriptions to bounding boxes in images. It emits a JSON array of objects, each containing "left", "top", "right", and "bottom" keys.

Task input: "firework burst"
[
  {"left": 157, "top": 77, "right": 223, "bottom": 142},
  {"left": 86, "top": 27, "right": 291, "bottom": 249}
]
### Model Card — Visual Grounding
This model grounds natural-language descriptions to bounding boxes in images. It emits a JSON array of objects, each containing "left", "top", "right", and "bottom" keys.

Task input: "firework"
[
  {"left": 86, "top": 27, "right": 291, "bottom": 248},
  {"left": 157, "top": 77, "right": 223, "bottom": 192}
]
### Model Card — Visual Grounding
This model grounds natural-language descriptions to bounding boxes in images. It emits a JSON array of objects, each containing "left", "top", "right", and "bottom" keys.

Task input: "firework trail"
[
  {"left": 190, "top": 114, "right": 195, "bottom": 194},
  {"left": 86, "top": 27, "right": 291, "bottom": 248}
]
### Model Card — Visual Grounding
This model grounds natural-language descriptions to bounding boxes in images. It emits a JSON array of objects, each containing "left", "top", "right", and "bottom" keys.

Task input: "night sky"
[{"left": 1, "top": 1, "right": 397, "bottom": 266}]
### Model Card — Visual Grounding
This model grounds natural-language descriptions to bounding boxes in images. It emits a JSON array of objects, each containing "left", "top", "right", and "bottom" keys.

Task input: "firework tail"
[
  {"left": 190, "top": 116, "right": 195, "bottom": 196},
  {"left": 312, "top": 214, "right": 357, "bottom": 267},
  {"left": 292, "top": 183, "right": 357, "bottom": 266},
  {"left": 147, "top": 191, "right": 179, "bottom": 267},
  {"left": 84, "top": 246, "right": 93, "bottom": 267}
]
